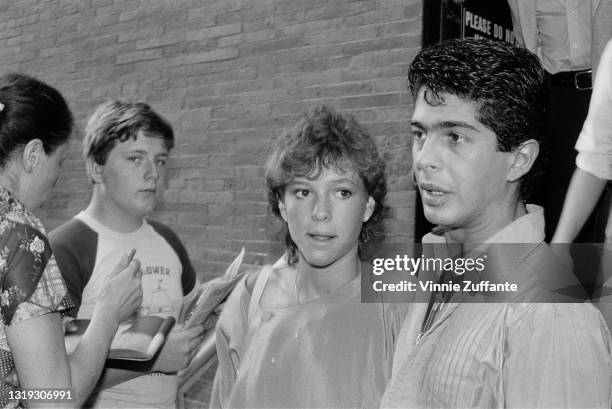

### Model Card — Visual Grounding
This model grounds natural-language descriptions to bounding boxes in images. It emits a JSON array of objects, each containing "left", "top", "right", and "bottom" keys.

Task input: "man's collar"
[
  {"left": 421, "top": 205, "right": 547, "bottom": 296},
  {"left": 423, "top": 204, "right": 545, "bottom": 245}
]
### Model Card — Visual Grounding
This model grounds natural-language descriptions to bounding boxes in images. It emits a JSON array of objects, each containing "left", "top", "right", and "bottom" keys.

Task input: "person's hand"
[
  {"left": 152, "top": 323, "right": 206, "bottom": 373},
  {"left": 62, "top": 316, "right": 78, "bottom": 334},
  {"left": 96, "top": 254, "right": 143, "bottom": 323},
  {"left": 201, "top": 306, "right": 222, "bottom": 331}
]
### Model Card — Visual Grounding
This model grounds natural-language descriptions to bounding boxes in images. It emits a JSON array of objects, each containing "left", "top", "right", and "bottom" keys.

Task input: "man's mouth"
[
  {"left": 418, "top": 182, "right": 450, "bottom": 205},
  {"left": 419, "top": 182, "right": 449, "bottom": 195}
]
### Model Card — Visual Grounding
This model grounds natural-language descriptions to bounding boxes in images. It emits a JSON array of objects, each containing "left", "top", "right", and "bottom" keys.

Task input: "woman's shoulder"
[
  {"left": 219, "top": 265, "right": 269, "bottom": 324},
  {"left": 244, "top": 266, "right": 261, "bottom": 295},
  {"left": 0, "top": 187, "right": 45, "bottom": 233}
]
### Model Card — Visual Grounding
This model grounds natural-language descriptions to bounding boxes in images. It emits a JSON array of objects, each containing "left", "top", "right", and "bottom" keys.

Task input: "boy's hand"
[
  {"left": 201, "top": 306, "right": 222, "bottom": 331},
  {"left": 152, "top": 324, "right": 206, "bottom": 373},
  {"left": 97, "top": 254, "right": 143, "bottom": 323}
]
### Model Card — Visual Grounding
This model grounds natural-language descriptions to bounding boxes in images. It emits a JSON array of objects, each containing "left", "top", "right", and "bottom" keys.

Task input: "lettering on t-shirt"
[{"left": 142, "top": 266, "right": 171, "bottom": 275}]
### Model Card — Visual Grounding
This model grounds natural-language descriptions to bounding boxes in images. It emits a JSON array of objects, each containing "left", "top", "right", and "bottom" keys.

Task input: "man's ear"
[
  {"left": 363, "top": 196, "right": 375, "bottom": 222},
  {"left": 278, "top": 200, "right": 288, "bottom": 222},
  {"left": 507, "top": 139, "right": 539, "bottom": 183},
  {"left": 86, "top": 157, "right": 104, "bottom": 184},
  {"left": 21, "top": 139, "right": 44, "bottom": 173}
]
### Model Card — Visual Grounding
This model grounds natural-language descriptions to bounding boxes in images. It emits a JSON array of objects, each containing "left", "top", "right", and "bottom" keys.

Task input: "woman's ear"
[
  {"left": 278, "top": 200, "right": 288, "bottom": 222},
  {"left": 507, "top": 139, "right": 539, "bottom": 182},
  {"left": 21, "top": 139, "right": 45, "bottom": 173},
  {"left": 86, "top": 157, "right": 104, "bottom": 184},
  {"left": 363, "top": 196, "right": 375, "bottom": 222}
]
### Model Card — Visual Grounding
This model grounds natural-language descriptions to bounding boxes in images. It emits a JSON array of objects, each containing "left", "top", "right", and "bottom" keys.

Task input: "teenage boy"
[
  {"left": 381, "top": 38, "right": 612, "bottom": 408},
  {"left": 50, "top": 101, "right": 205, "bottom": 408}
]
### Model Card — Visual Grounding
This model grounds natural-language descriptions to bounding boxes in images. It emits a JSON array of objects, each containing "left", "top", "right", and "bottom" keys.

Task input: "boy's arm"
[
  {"left": 552, "top": 168, "right": 607, "bottom": 243},
  {"left": 49, "top": 220, "right": 98, "bottom": 316}
]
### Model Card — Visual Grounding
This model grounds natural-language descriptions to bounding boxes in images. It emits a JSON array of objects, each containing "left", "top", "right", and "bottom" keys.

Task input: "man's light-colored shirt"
[
  {"left": 575, "top": 38, "right": 612, "bottom": 241},
  {"left": 576, "top": 38, "right": 612, "bottom": 181},
  {"left": 381, "top": 206, "right": 612, "bottom": 408},
  {"left": 508, "top": 0, "right": 596, "bottom": 73}
]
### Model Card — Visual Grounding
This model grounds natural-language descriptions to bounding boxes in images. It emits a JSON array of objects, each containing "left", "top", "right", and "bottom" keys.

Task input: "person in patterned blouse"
[{"left": 0, "top": 73, "right": 143, "bottom": 408}]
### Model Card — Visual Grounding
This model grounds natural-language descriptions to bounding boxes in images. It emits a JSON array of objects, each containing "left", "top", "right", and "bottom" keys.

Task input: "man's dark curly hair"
[
  {"left": 265, "top": 105, "right": 387, "bottom": 265},
  {"left": 408, "top": 38, "right": 551, "bottom": 200}
]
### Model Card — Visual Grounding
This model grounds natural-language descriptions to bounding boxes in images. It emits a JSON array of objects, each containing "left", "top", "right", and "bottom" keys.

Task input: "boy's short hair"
[
  {"left": 83, "top": 100, "right": 174, "bottom": 165},
  {"left": 265, "top": 105, "right": 387, "bottom": 265},
  {"left": 408, "top": 38, "right": 551, "bottom": 200}
]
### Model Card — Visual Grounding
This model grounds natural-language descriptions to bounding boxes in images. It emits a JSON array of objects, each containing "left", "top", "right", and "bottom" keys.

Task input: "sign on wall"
[
  {"left": 460, "top": 0, "right": 516, "bottom": 43},
  {"left": 423, "top": 0, "right": 516, "bottom": 46}
]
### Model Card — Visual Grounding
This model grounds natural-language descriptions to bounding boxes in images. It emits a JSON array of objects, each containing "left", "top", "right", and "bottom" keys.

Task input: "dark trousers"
[{"left": 530, "top": 81, "right": 606, "bottom": 242}]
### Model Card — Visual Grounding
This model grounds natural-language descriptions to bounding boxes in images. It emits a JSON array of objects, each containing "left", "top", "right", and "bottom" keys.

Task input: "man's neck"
[
  {"left": 85, "top": 195, "right": 144, "bottom": 234},
  {"left": 444, "top": 201, "right": 527, "bottom": 244}
]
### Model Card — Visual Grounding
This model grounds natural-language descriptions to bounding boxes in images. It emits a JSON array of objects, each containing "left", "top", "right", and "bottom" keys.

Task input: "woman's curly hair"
[{"left": 265, "top": 105, "right": 387, "bottom": 265}]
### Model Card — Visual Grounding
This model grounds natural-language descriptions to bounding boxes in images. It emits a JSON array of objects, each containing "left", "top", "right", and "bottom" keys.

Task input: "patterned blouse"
[{"left": 0, "top": 186, "right": 73, "bottom": 408}]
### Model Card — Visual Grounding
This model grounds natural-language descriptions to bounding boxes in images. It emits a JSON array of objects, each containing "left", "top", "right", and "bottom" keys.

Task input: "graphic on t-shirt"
[{"left": 140, "top": 277, "right": 175, "bottom": 315}]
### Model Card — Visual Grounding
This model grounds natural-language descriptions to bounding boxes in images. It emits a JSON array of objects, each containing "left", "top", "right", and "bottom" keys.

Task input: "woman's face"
[
  {"left": 279, "top": 166, "right": 374, "bottom": 269},
  {"left": 23, "top": 142, "right": 70, "bottom": 210}
]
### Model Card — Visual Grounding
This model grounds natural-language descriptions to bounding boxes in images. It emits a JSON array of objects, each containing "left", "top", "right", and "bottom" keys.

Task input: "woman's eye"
[
  {"left": 295, "top": 189, "right": 310, "bottom": 199},
  {"left": 336, "top": 189, "right": 352, "bottom": 199}
]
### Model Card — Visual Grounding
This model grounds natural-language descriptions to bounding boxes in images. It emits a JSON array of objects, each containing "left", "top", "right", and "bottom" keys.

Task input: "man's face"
[
  {"left": 411, "top": 88, "right": 515, "bottom": 236},
  {"left": 97, "top": 132, "right": 168, "bottom": 220}
]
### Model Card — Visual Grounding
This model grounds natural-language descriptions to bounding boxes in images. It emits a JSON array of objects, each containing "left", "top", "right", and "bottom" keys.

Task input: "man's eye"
[
  {"left": 335, "top": 189, "right": 352, "bottom": 199},
  {"left": 128, "top": 156, "right": 141, "bottom": 163},
  {"left": 294, "top": 189, "right": 310, "bottom": 199},
  {"left": 411, "top": 129, "right": 425, "bottom": 142},
  {"left": 156, "top": 159, "right": 167, "bottom": 166},
  {"left": 448, "top": 133, "right": 466, "bottom": 144}
]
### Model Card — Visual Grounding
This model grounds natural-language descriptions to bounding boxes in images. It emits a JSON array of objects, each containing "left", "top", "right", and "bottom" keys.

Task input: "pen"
[{"left": 127, "top": 248, "right": 137, "bottom": 263}]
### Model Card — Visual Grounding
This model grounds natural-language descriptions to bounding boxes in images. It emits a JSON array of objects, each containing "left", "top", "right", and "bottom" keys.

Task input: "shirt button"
[{"left": 261, "top": 311, "right": 273, "bottom": 321}]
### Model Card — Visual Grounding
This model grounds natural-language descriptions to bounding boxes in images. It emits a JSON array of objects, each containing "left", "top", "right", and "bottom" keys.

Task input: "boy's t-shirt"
[{"left": 50, "top": 211, "right": 197, "bottom": 408}]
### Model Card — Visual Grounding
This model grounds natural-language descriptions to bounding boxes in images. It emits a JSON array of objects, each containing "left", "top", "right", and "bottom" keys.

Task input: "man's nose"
[{"left": 414, "top": 136, "right": 442, "bottom": 172}]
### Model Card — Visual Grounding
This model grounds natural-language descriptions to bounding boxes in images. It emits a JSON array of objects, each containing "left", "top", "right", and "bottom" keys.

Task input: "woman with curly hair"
[{"left": 211, "top": 105, "right": 409, "bottom": 409}]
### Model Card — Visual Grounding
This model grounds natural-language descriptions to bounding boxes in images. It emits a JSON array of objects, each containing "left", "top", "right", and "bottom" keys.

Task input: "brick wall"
[{"left": 1, "top": 0, "right": 422, "bottom": 406}]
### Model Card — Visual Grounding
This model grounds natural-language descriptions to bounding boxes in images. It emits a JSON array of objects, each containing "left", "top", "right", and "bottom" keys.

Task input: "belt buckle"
[{"left": 574, "top": 69, "right": 592, "bottom": 90}]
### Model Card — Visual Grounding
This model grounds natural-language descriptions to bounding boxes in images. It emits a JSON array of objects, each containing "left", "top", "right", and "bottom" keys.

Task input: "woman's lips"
[{"left": 307, "top": 234, "right": 336, "bottom": 241}]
